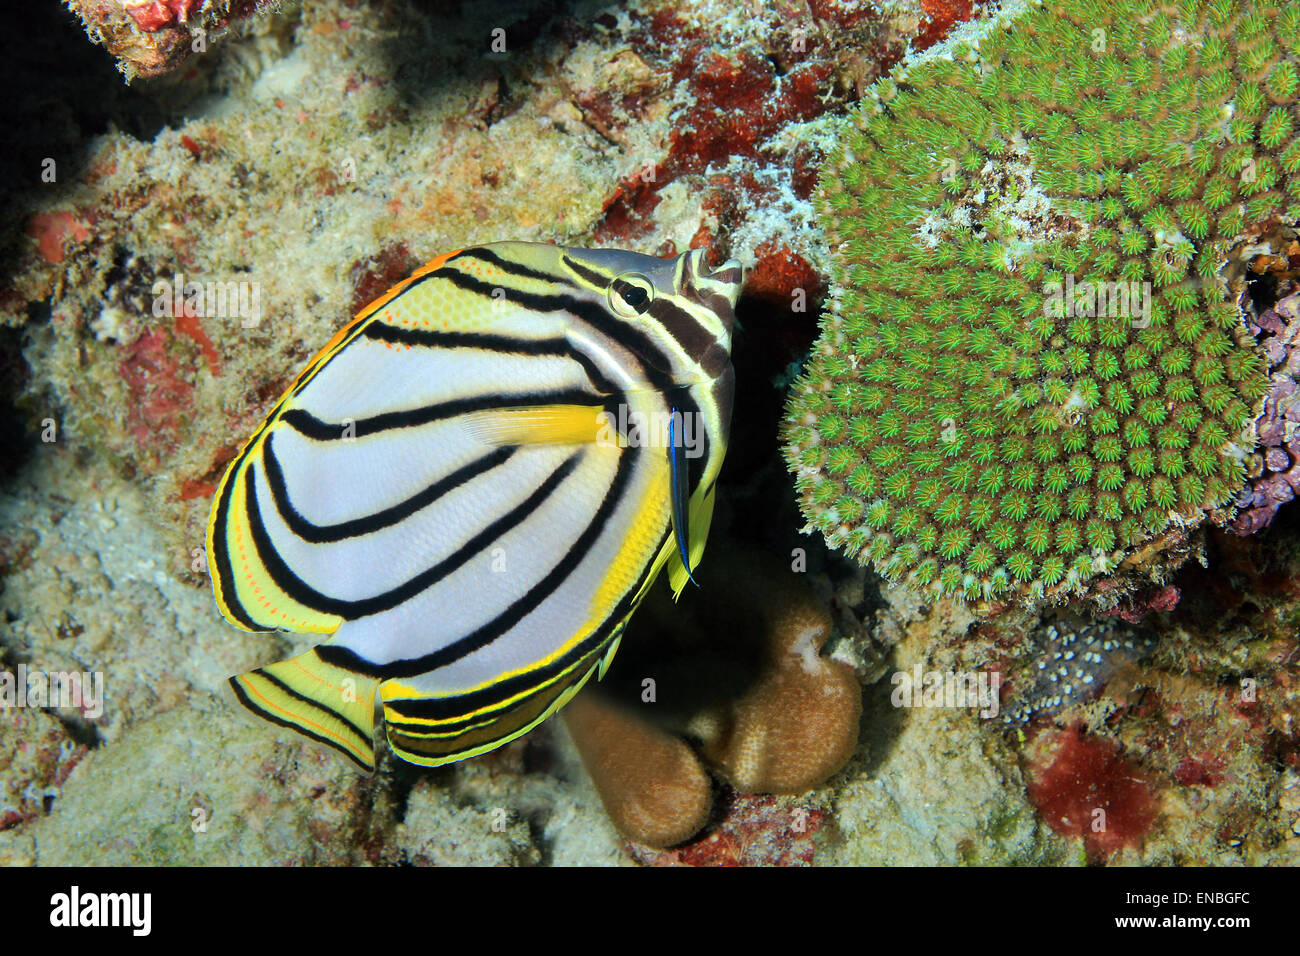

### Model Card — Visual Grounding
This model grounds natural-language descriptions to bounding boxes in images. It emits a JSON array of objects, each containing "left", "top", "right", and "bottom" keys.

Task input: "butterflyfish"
[{"left": 206, "top": 242, "right": 743, "bottom": 769}]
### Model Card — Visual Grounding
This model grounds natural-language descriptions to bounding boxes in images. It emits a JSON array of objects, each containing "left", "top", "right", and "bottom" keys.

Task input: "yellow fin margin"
[
  {"left": 381, "top": 656, "right": 602, "bottom": 767},
  {"left": 230, "top": 648, "right": 380, "bottom": 771}
]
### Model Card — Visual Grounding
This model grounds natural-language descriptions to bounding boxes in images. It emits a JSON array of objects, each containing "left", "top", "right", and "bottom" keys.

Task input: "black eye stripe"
[{"left": 612, "top": 279, "right": 651, "bottom": 312}]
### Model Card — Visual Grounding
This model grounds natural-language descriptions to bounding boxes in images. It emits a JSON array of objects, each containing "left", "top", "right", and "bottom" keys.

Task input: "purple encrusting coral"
[
  {"left": 1001, "top": 618, "right": 1155, "bottom": 726},
  {"left": 1234, "top": 286, "right": 1300, "bottom": 535}
]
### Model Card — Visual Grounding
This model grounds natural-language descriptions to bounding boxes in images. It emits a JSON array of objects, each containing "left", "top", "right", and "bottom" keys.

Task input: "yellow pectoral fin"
[
  {"left": 667, "top": 483, "right": 717, "bottom": 598},
  {"left": 461, "top": 404, "right": 614, "bottom": 447},
  {"left": 229, "top": 648, "right": 380, "bottom": 771},
  {"left": 597, "top": 630, "right": 624, "bottom": 680}
]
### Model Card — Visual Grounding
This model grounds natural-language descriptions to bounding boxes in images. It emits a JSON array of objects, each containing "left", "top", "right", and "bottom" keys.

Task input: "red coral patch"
[
  {"left": 349, "top": 242, "right": 417, "bottom": 316},
  {"left": 917, "top": 0, "right": 977, "bottom": 51},
  {"left": 1024, "top": 723, "right": 1159, "bottom": 860},
  {"left": 119, "top": 329, "right": 194, "bottom": 467},
  {"left": 174, "top": 312, "right": 221, "bottom": 376},
  {"left": 124, "top": 0, "right": 202, "bottom": 32},
  {"left": 25, "top": 212, "right": 91, "bottom": 265},
  {"left": 596, "top": 14, "right": 834, "bottom": 241},
  {"left": 746, "top": 241, "right": 824, "bottom": 309}
]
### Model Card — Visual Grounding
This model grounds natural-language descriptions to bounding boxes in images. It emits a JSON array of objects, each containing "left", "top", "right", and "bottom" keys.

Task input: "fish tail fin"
[{"left": 229, "top": 648, "right": 380, "bottom": 771}]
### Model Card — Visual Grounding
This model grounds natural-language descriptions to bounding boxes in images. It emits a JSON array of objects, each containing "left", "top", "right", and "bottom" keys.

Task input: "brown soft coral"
[
  {"left": 564, "top": 693, "right": 714, "bottom": 851},
  {"left": 564, "top": 550, "right": 861, "bottom": 850}
]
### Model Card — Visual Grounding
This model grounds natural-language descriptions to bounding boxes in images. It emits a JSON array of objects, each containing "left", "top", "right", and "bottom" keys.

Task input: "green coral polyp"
[{"left": 784, "top": 0, "right": 1294, "bottom": 602}]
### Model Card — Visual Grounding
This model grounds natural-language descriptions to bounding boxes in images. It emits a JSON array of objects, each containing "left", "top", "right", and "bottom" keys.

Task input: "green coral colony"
[{"left": 784, "top": 0, "right": 1299, "bottom": 602}]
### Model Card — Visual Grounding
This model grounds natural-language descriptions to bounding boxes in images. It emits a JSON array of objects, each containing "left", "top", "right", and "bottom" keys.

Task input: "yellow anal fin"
[
  {"left": 380, "top": 655, "right": 601, "bottom": 768},
  {"left": 462, "top": 404, "right": 609, "bottom": 447},
  {"left": 229, "top": 648, "right": 380, "bottom": 771},
  {"left": 667, "top": 483, "right": 717, "bottom": 598}
]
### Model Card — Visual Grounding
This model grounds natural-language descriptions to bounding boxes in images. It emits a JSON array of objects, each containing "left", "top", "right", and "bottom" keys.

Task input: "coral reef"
[
  {"left": 1234, "top": 283, "right": 1300, "bottom": 532},
  {"left": 65, "top": 0, "right": 280, "bottom": 80},
  {"left": 1000, "top": 616, "right": 1156, "bottom": 725},
  {"left": 4, "top": 0, "right": 1299, "bottom": 869},
  {"left": 563, "top": 550, "right": 862, "bottom": 850},
  {"left": 3, "top": 0, "right": 922, "bottom": 867},
  {"left": 785, "top": 0, "right": 1298, "bottom": 607}
]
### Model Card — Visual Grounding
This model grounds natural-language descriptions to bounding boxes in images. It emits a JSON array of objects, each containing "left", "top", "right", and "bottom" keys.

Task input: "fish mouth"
[
  {"left": 683, "top": 248, "right": 744, "bottom": 334},
  {"left": 686, "top": 248, "right": 744, "bottom": 300},
  {"left": 698, "top": 252, "right": 744, "bottom": 298}
]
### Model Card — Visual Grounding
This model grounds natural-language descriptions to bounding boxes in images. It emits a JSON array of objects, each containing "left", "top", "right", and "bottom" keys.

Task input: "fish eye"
[{"left": 608, "top": 273, "right": 655, "bottom": 317}]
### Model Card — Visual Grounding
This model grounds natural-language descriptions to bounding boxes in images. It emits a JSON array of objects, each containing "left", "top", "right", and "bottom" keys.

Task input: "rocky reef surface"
[{"left": 1, "top": 0, "right": 1298, "bottom": 866}]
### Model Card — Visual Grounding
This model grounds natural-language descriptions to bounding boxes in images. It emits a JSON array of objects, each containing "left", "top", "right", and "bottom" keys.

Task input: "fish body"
[{"left": 206, "top": 242, "right": 743, "bottom": 769}]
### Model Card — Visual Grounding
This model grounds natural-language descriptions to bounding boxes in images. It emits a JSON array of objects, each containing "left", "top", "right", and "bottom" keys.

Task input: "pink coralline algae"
[
  {"left": 1233, "top": 286, "right": 1300, "bottom": 535},
  {"left": 123, "top": 0, "right": 202, "bottom": 32},
  {"left": 65, "top": 0, "right": 281, "bottom": 79}
]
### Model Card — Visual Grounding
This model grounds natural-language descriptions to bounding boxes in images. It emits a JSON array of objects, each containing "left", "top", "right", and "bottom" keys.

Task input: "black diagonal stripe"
[
  {"left": 359, "top": 322, "right": 620, "bottom": 396},
  {"left": 286, "top": 242, "right": 573, "bottom": 402},
  {"left": 646, "top": 296, "right": 716, "bottom": 367},
  {"left": 442, "top": 262, "right": 719, "bottom": 476},
  {"left": 245, "top": 453, "right": 581, "bottom": 618},
  {"left": 229, "top": 675, "right": 371, "bottom": 771},
  {"left": 382, "top": 638, "right": 601, "bottom": 732},
  {"left": 432, "top": 264, "right": 720, "bottom": 488},
  {"left": 286, "top": 245, "right": 660, "bottom": 404},
  {"left": 210, "top": 456, "right": 268, "bottom": 632},
  {"left": 455, "top": 262, "right": 678, "bottom": 390},
  {"left": 560, "top": 254, "right": 620, "bottom": 295},
  {"left": 280, "top": 388, "right": 605, "bottom": 441},
  {"left": 320, "top": 439, "right": 642, "bottom": 680},
  {"left": 383, "top": 648, "right": 596, "bottom": 737},
  {"left": 378, "top": 523, "right": 668, "bottom": 724},
  {"left": 361, "top": 324, "right": 568, "bottom": 354},
  {"left": 434, "top": 266, "right": 713, "bottom": 481},
  {"left": 285, "top": 256, "right": 701, "bottom": 441},
  {"left": 254, "top": 666, "right": 373, "bottom": 743},
  {"left": 509, "top": 266, "right": 709, "bottom": 471},
  {"left": 449, "top": 246, "right": 565, "bottom": 285},
  {"left": 264, "top": 436, "right": 516, "bottom": 544}
]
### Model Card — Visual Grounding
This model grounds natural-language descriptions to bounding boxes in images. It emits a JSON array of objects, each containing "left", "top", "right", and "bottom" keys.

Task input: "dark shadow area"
[
  {"left": 374, "top": 0, "right": 582, "bottom": 122},
  {"left": 713, "top": 287, "right": 823, "bottom": 559},
  {"left": 0, "top": 2, "right": 181, "bottom": 270},
  {"left": 0, "top": 322, "right": 39, "bottom": 482},
  {"left": 856, "top": 645, "right": 907, "bottom": 777}
]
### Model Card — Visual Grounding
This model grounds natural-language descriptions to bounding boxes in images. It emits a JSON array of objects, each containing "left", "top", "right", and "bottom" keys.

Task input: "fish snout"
[{"left": 683, "top": 248, "right": 744, "bottom": 337}]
